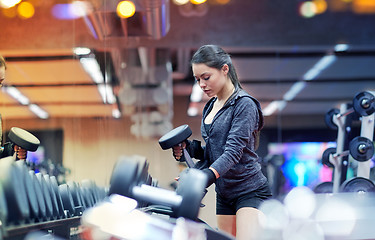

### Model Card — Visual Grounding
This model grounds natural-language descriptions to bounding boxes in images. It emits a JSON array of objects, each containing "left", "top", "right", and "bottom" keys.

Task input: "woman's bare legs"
[
  {"left": 217, "top": 215, "right": 236, "bottom": 237},
  {"left": 236, "top": 207, "right": 263, "bottom": 240}
]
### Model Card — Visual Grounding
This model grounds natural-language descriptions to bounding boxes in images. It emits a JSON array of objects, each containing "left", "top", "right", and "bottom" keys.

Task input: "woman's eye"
[{"left": 203, "top": 76, "right": 210, "bottom": 81}]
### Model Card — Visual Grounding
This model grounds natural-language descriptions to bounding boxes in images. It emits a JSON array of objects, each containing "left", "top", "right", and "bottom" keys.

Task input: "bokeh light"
[
  {"left": 313, "top": 0, "right": 327, "bottom": 14},
  {"left": 299, "top": 1, "right": 317, "bottom": 18},
  {"left": 116, "top": 0, "right": 136, "bottom": 18},
  {"left": 17, "top": 1, "right": 35, "bottom": 19},
  {"left": 284, "top": 186, "right": 316, "bottom": 219},
  {"left": 0, "top": 0, "right": 22, "bottom": 9},
  {"left": 172, "top": 0, "right": 189, "bottom": 5},
  {"left": 190, "top": 0, "right": 207, "bottom": 5}
]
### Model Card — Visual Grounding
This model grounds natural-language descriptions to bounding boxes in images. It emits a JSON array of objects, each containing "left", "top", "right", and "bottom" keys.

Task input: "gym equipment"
[
  {"left": 0, "top": 156, "right": 30, "bottom": 225},
  {"left": 325, "top": 91, "right": 375, "bottom": 130},
  {"left": 327, "top": 103, "right": 352, "bottom": 193},
  {"left": 67, "top": 181, "right": 84, "bottom": 216},
  {"left": 49, "top": 176, "right": 65, "bottom": 219},
  {"left": 159, "top": 124, "right": 195, "bottom": 168},
  {"left": 59, "top": 183, "right": 76, "bottom": 218},
  {"left": 340, "top": 177, "right": 375, "bottom": 193},
  {"left": 356, "top": 99, "right": 375, "bottom": 179},
  {"left": 44, "top": 174, "right": 61, "bottom": 219},
  {"left": 349, "top": 136, "right": 374, "bottom": 162},
  {"left": 35, "top": 172, "right": 54, "bottom": 221},
  {"left": 322, "top": 136, "right": 374, "bottom": 166},
  {"left": 8, "top": 127, "right": 40, "bottom": 152},
  {"left": 313, "top": 181, "right": 333, "bottom": 194},
  {"left": 109, "top": 156, "right": 207, "bottom": 221},
  {"left": 352, "top": 91, "right": 375, "bottom": 117},
  {"left": 29, "top": 171, "right": 47, "bottom": 221},
  {"left": 14, "top": 161, "right": 39, "bottom": 223},
  {"left": 321, "top": 148, "right": 335, "bottom": 168}
]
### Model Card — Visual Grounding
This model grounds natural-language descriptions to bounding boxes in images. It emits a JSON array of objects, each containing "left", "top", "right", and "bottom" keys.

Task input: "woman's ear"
[{"left": 222, "top": 64, "right": 229, "bottom": 75}]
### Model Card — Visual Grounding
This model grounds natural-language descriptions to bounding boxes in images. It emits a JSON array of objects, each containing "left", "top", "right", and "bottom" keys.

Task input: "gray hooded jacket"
[{"left": 192, "top": 89, "right": 267, "bottom": 201}]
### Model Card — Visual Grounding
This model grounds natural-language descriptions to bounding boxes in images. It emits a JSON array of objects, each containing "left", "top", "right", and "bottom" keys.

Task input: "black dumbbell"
[
  {"left": 109, "top": 156, "right": 207, "bottom": 221},
  {"left": 158, "top": 124, "right": 195, "bottom": 168},
  {"left": 14, "top": 161, "right": 39, "bottom": 223},
  {"left": 340, "top": 177, "right": 375, "bottom": 193},
  {"left": 349, "top": 136, "right": 375, "bottom": 162},
  {"left": 8, "top": 127, "right": 40, "bottom": 155},
  {"left": 325, "top": 91, "right": 375, "bottom": 130},
  {"left": 0, "top": 156, "right": 30, "bottom": 225}
]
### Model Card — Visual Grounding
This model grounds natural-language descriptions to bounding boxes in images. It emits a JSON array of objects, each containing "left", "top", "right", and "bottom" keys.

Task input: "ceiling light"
[
  {"left": 283, "top": 81, "right": 306, "bottom": 101},
  {"left": 4, "top": 86, "right": 30, "bottom": 105},
  {"left": 79, "top": 57, "right": 104, "bottom": 84},
  {"left": 29, "top": 104, "right": 49, "bottom": 119},
  {"left": 116, "top": 1, "right": 136, "bottom": 18},
  {"left": 303, "top": 55, "right": 336, "bottom": 80},
  {"left": 263, "top": 100, "right": 287, "bottom": 116},
  {"left": 73, "top": 47, "right": 91, "bottom": 56}
]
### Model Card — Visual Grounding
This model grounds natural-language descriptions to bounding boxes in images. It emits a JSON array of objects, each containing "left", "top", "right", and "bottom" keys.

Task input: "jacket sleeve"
[
  {"left": 210, "top": 97, "right": 259, "bottom": 176},
  {"left": 0, "top": 142, "right": 14, "bottom": 158}
]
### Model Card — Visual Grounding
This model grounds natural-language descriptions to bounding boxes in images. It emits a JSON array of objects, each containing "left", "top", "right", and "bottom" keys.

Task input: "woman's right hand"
[{"left": 172, "top": 141, "right": 186, "bottom": 160}]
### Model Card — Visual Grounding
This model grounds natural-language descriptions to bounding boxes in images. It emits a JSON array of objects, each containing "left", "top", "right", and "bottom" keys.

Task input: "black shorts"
[{"left": 216, "top": 182, "right": 272, "bottom": 215}]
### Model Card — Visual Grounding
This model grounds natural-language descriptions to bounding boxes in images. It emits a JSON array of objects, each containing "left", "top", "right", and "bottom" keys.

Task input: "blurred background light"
[
  {"left": 17, "top": 1, "right": 34, "bottom": 19},
  {"left": 116, "top": 0, "right": 136, "bottom": 18},
  {"left": 0, "top": 0, "right": 21, "bottom": 9},
  {"left": 300, "top": 1, "right": 317, "bottom": 18},
  {"left": 173, "top": 0, "right": 189, "bottom": 5},
  {"left": 190, "top": 0, "right": 207, "bottom": 5},
  {"left": 52, "top": 1, "right": 91, "bottom": 20},
  {"left": 313, "top": 0, "right": 328, "bottom": 14}
]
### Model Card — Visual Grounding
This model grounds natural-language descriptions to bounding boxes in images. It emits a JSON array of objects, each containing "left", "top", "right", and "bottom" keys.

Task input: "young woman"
[
  {"left": 0, "top": 56, "right": 28, "bottom": 160},
  {"left": 173, "top": 45, "right": 272, "bottom": 239}
]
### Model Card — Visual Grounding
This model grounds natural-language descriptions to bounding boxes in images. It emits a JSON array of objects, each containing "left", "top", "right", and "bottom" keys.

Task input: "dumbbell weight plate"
[
  {"left": 349, "top": 136, "right": 375, "bottom": 162},
  {"left": 324, "top": 108, "right": 340, "bottom": 130},
  {"left": 50, "top": 176, "right": 66, "bottom": 218},
  {"left": 158, "top": 124, "right": 192, "bottom": 150},
  {"left": 81, "top": 179, "right": 100, "bottom": 204},
  {"left": 59, "top": 183, "right": 76, "bottom": 217},
  {"left": 340, "top": 177, "right": 375, "bottom": 193},
  {"left": 313, "top": 181, "right": 333, "bottom": 194},
  {"left": 29, "top": 170, "right": 46, "bottom": 221},
  {"left": 35, "top": 173, "right": 53, "bottom": 221},
  {"left": 175, "top": 169, "right": 207, "bottom": 221},
  {"left": 44, "top": 174, "right": 60, "bottom": 219},
  {"left": 67, "top": 181, "right": 84, "bottom": 216},
  {"left": 353, "top": 91, "right": 375, "bottom": 117},
  {"left": 0, "top": 157, "right": 30, "bottom": 225},
  {"left": 14, "top": 161, "right": 39, "bottom": 222},
  {"left": 321, "top": 147, "right": 336, "bottom": 168},
  {"left": 109, "top": 156, "right": 139, "bottom": 199},
  {"left": 8, "top": 127, "right": 40, "bottom": 152}
]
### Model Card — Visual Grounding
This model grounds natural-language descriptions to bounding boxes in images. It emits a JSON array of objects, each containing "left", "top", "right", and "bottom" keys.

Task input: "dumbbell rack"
[
  {"left": 319, "top": 90, "right": 375, "bottom": 193},
  {"left": 3, "top": 217, "right": 81, "bottom": 240},
  {"left": 356, "top": 97, "right": 375, "bottom": 178}
]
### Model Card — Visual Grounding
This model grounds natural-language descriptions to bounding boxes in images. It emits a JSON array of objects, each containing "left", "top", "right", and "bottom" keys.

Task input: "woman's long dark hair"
[
  {"left": 191, "top": 45, "right": 264, "bottom": 150},
  {"left": 191, "top": 45, "right": 242, "bottom": 90}
]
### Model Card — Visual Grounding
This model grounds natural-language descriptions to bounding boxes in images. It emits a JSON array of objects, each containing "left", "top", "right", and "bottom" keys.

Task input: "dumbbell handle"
[
  {"left": 132, "top": 184, "right": 182, "bottom": 207},
  {"left": 183, "top": 148, "right": 194, "bottom": 168}
]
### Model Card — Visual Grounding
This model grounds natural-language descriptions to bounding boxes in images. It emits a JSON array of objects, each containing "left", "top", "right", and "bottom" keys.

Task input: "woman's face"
[
  {"left": 192, "top": 63, "right": 229, "bottom": 98},
  {"left": 0, "top": 66, "right": 5, "bottom": 87}
]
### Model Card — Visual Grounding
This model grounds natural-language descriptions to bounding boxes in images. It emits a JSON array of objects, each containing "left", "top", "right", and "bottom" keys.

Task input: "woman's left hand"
[{"left": 14, "top": 145, "right": 27, "bottom": 159}]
